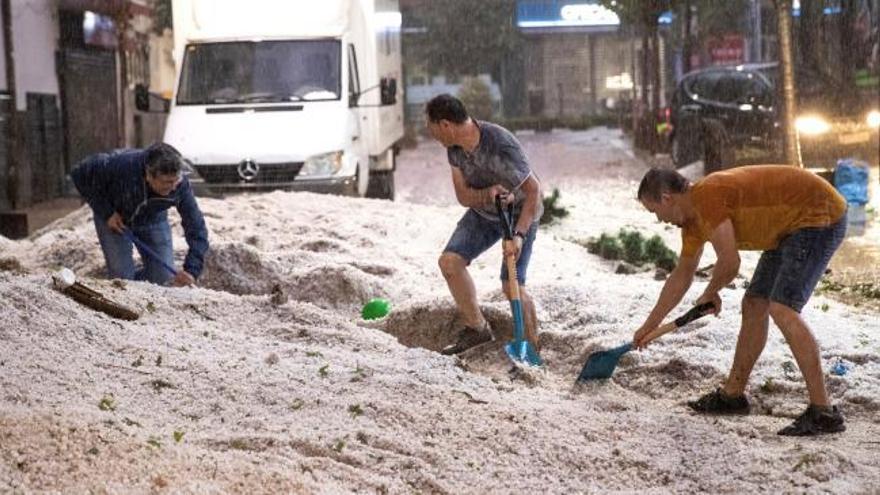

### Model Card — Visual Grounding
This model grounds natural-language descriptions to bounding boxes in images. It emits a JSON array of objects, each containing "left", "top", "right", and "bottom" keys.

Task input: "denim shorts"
[
  {"left": 443, "top": 209, "right": 538, "bottom": 285},
  {"left": 745, "top": 214, "right": 847, "bottom": 312}
]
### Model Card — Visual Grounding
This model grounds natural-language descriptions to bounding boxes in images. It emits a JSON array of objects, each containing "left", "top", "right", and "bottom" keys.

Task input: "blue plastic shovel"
[
  {"left": 122, "top": 229, "right": 177, "bottom": 276},
  {"left": 495, "top": 195, "right": 542, "bottom": 367},
  {"left": 575, "top": 302, "right": 715, "bottom": 383}
]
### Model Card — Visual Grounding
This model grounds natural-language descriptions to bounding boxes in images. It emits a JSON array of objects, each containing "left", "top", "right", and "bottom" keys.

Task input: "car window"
[
  {"left": 689, "top": 72, "right": 723, "bottom": 101},
  {"left": 718, "top": 72, "right": 759, "bottom": 103}
]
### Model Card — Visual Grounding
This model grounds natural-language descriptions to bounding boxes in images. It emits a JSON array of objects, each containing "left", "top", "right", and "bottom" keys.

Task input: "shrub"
[
  {"left": 587, "top": 233, "right": 622, "bottom": 260},
  {"left": 457, "top": 77, "right": 493, "bottom": 121},
  {"left": 618, "top": 229, "right": 645, "bottom": 265},
  {"left": 585, "top": 230, "right": 677, "bottom": 270},
  {"left": 540, "top": 188, "right": 569, "bottom": 225},
  {"left": 644, "top": 235, "right": 678, "bottom": 270}
]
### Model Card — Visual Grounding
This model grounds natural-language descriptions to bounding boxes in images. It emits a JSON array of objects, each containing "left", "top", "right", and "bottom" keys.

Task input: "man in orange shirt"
[{"left": 633, "top": 166, "right": 848, "bottom": 436}]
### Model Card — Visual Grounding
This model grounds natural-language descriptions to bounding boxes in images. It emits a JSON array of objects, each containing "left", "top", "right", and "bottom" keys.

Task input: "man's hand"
[
  {"left": 696, "top": 291, "right": 722, "bottom": 316},
  {"left": 632, "top": 323, "right": 658, "bottom": 349},
  {"left": 486, "top": 184, "right": 511, "bottom": 205},
  {"left": 172, "top": 270, "right": 196, "bottom": 287},
  {"left": 107, "top": 212, "right": 125, "bottom": 234},
  {"left": 502, "top": 237, "right": 523, "bottom": 261}
]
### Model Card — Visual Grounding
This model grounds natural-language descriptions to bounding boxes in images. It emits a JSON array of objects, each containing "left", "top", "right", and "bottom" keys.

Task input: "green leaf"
[
  {"left": 98, "top": 395, "right": 116, "bottom": 411},
  {"left": 173, "top": 430, "right": 185, "bottom": 443}
]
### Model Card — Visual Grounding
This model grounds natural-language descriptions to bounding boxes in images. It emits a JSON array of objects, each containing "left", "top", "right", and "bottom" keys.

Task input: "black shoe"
[
  {"left": 687, "top": 388, "right": 750, "bottom": 415},
  {"left": 778, "top": 405, "right": 846, "bottom": 436},
  {"left": 440, "top": 324, "right": 493, "bottom": 355}
]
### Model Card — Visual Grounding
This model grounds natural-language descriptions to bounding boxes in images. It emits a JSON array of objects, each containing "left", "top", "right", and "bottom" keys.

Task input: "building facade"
[{"left": 0, "top": 0, "right": 167, "bottom": 231}]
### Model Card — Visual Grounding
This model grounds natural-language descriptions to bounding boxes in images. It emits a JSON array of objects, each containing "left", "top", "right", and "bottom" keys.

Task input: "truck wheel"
[
  {"left": 366, "top": 170, "right": 395, "bottom": 200},
  {"left": 703, "top": 120, "right": 735, "bottom": 174}
]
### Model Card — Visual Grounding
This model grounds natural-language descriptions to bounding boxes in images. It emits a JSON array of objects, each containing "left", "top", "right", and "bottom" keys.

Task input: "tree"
[
  {"left": 599, "top": 0, "right": 673, "bottom": 153},
  {"left": 403, "top": 0, "right": 522, "bottom": 79},
  {"left": 775, "top": 0, "right": 802, "bottom": 167}
]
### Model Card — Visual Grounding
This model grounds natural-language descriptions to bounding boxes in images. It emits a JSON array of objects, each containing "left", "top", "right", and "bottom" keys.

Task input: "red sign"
[{"left": 707, "top": 34, "right": 745, "bottom": 66}]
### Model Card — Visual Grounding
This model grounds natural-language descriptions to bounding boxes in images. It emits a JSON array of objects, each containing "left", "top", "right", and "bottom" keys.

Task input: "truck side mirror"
[
  {"left": 380, "top": 77, "right": 397, "bottom": 106},
  {"left": 135, "top": 83, "right": 150, "bottom": 112}
]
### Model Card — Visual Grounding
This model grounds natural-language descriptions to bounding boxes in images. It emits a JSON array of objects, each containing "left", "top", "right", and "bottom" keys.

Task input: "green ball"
[{"left": 362, "top": 298, "right": 390, "bottom": 320}]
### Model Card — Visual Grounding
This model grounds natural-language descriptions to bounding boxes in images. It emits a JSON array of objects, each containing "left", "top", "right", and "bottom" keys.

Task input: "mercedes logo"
[{"left": 237, "top": 159, "right": 259, "bottom": 181}]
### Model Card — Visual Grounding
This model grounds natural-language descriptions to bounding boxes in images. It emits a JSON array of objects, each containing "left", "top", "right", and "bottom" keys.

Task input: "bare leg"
[
  {"left": 768, "top": 302, "right": 830, "bottom": 406},
  {"left": 438, "top": 252, "right": 485, "bottom": 328},
  {"left": 723, "top": 294, "right": 770, "bottom": 397},
  {"left": 502, "top": 281, "right": 539, "bottom": 348}
]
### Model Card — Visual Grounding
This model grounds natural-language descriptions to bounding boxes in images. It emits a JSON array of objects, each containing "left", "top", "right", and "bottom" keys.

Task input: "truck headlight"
[
  {"left": 795, "top": 115, "right": 831, "bottom": 136},
  {"left": 300, "top": 151, "right": 344, "bottom": 176},
  {"left": 867, "top": 110, "right": 880, "bottom": 129}
]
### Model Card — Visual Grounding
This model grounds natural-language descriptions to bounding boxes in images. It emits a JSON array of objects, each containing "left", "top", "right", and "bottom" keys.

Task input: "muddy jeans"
[{"left": 94, "top": 218, "right": 174, "bottom": 285}]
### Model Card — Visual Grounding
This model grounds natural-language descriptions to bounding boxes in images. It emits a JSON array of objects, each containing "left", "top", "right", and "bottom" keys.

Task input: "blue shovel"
[
  {"left": 495, "top": 195, "right": 542, "bottom": 367},
  {"left": 575, "top": 302, "right": 715, "bottom": 383},
  {"left": 122, "top": 229, "right": 178, "bottom": 277}
]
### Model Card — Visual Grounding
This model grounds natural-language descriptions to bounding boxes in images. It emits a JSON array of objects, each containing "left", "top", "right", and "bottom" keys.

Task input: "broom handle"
[{"left": 641, "top": 302, "right": 715, "bottom": 345}]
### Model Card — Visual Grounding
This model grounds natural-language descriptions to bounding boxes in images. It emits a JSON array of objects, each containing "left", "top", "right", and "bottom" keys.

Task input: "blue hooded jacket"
[{"left": 71, "top": 148, "right": 209, "bottom": 278}]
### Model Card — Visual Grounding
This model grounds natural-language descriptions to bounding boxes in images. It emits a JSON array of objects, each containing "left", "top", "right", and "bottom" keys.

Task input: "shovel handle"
[
  {"left": 122, "top": 229, "right": 178, "bottom": 276},
  {"left": 494, "top": 194, "right": 514, "bottom": 240},
  {"left": 641, "top": 302, "right": 715, "bottom": 346}
]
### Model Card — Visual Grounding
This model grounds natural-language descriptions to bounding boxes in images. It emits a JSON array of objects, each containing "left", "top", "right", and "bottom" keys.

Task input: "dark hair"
[
  {"left": 425, "top": 93, "right": 469, "bottom": 124},
  {"left": 637, "top": 168, "right": 690, "bottom": 202},
  {"left": 145, "top": 142, "right": 183, "bottom": 177}
]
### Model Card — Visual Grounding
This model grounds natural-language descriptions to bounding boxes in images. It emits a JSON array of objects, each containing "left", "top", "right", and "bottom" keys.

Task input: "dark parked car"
[{"left": 669, "top": 63, "right": 880, "bottom": 173}]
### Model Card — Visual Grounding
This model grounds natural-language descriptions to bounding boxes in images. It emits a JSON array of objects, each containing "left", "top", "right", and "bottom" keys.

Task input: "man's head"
[
  {"left": 425, "top": 93, "right": 469, "bottom": 147},
  {"left": 637, "top": 168, "right": 691, "bottom": 227},
  {"left": 144, "top": 142, "right": 183, "bottom": 196}
]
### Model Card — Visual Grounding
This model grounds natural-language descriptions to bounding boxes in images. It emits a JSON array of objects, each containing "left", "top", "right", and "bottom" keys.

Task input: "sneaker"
[
  {"left": 440, "top": 323, "right": 493, "bottom": 355},
  {"left": 687, "top": 388, "right": 751, "bottom": 415},
  {"left": 778, "top": 405, "right": 846, "bottom": 436}
]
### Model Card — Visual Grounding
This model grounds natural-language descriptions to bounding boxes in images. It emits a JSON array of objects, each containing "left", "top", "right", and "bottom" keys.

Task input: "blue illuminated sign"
[{"left": 516, "top": 1, "right": 672, "bottom": 29}]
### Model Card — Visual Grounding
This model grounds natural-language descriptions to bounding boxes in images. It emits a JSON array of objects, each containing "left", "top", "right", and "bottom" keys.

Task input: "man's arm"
[
  {"left": 175, "top": 179, "right": 209, "bottom": 279},
  {"left": 70, "top": 154, "right": 116, "bottom": 222},
  {"left": 450, "top": 167, "right": 508, "bottom": 208},
  {"left": 633, "top": 247, "right": 702, "bottom": 347},
  {"left": 696, "top": 219, "right": 740, "bottom": 312},
  {"left": 513, "top": 173, "right": 541, "bottom": 234}
]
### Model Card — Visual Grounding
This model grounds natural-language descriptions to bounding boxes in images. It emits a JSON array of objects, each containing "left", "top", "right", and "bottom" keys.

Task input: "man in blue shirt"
[
  {"left": 71, "top": 143, "right": 209, "bottom": 286},
  {"left": 426, "top": 94, "right": 543, "bottom": 355}
]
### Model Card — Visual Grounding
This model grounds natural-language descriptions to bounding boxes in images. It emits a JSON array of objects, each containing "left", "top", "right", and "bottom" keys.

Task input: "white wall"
[
  {"left": 0, "top": 0, "right": 60, "bottom": 110},
  {"left": 149, "top": 27, "right": 175, "bottom": 98}
]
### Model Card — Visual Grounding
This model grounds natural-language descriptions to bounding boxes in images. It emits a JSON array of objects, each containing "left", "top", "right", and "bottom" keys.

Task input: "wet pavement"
[{"left": 826, "top": 165, "right": 880, "bottom": 310}]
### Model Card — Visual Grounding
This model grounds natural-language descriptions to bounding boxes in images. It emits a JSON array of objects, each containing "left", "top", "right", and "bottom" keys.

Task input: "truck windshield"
[{"left": 177, "top": 40, "right": 341, "bottom": 105}]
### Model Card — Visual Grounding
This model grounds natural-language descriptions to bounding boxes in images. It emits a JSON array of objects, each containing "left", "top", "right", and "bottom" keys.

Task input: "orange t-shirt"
[{"left": 681, "top": 165, "right": 847, "bottom": 257}]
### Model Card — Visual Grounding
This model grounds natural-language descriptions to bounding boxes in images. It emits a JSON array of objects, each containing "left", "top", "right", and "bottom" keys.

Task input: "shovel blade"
[
  {"left": 576, "top": 342, "right": 633, "bottom": 382},
  {"left": 505, "top": 340, "right": 543, "bottom": 367}
]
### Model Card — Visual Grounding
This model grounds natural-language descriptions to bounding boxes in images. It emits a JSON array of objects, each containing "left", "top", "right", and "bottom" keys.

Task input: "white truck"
[{"left": 155, "top": 0, "right": 403, "bottom": 199}]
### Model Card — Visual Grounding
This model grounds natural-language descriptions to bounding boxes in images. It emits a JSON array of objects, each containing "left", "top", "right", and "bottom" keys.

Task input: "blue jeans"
[
  {"left": 94, "top": 218, "right": 174, "bottom": 285},
  {"left": 745, "top": 215, "right": 847, "bottom": 312},
  {"left": 443, "top": 209, "right": 538, "bottom": 285}
]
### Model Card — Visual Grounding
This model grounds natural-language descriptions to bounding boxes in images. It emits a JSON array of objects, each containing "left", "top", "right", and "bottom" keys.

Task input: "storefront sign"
[
  {"left": 707, "top": 34, "right": 745, "bottom": 66},
  {"left": 517, "top": 1, "right": 671, "bottom": 29},
  {"left": 517, "top": 1, "right": 619, "bottom": 28},
  {"left": 559, "top": 4, "right": 619, "bottom": 26}
]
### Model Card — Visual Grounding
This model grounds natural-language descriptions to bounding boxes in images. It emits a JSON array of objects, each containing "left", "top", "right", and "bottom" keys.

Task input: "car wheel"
[{"left": 365, "top": 170, "right": 395, "bottom": 200}]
